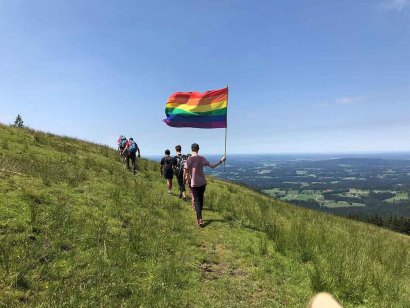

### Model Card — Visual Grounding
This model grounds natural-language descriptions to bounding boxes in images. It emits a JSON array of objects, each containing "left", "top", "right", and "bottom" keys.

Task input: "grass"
[
  {"left": 322, "top": 200, "right": 365, "bottom": 208},
  {"left": 386, "top": 192, "right": 409, "bottom": 203},
  {"left": 348, "top": 188, "right": 369, "bottom": 196},
  {"left": 263, "top": 188, "right": 382, "bottom": 208},
  {"left": 263, "top": 189, "right": 323, "bottom": 202},
  {"left": 0, "top": 123, "right": 409, "bottom": 307}
]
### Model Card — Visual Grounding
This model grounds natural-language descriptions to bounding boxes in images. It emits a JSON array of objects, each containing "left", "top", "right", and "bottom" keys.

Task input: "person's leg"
[
  {"left": 131, "top": 153, "right": 136, "bottom": 174},
  {"left": 177, "top": 174, "right": 186, "bottom": 199},
  {"left": 177, "top": 174, "right": 182, "bottom": 198},
  {"left": 192, "top": 185, "right": 206, "bottom": 224},
  {"left": 126, "top": 156, "right": 131, "bottom": 170},
  {"left": 192, "top": 187, "right": 201, "bottom": 220},
  {"left": 122, "top": 149, "right": 129, "bottom": 167},
  {"left": 197, "top": 185, "right": 206, "bottom": 221},
  {"left": 189, "top": 185, "right": 195, "bottom": 209},
  {"left": 166, "top": 172, "right": 173, "bottom": 194}
]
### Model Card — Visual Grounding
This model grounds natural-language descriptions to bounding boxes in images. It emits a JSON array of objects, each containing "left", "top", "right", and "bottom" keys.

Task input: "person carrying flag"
[{"left": 184, "top": 143, "right": 226, "bottom": 227}]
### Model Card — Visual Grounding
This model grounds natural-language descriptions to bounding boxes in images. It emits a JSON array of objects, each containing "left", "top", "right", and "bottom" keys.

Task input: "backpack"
[
  {"left": 163, "top": 156, "right": 173, "bottom": 170},
  {"left": 119, "top": 137, "right": 127, "bottom": 149},
  {"left": 174, "top": 154, "right": 187, "bottom": 175},
  {"left": 128, "top": 140, "right": 138, "bottom": 153}
]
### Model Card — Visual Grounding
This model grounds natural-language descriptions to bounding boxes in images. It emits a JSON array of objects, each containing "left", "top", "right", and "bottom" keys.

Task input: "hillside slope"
[{"left": 0, "top": 124, "right": 409, "bottom": 307}]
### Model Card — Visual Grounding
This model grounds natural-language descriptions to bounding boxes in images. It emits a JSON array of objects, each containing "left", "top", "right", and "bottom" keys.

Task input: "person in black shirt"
[
  {"left": 173, "top": 145, "right": 187, "bottom": 201},
  {"left": 160, "top": 149, "right": 174, "bottom": 195}
]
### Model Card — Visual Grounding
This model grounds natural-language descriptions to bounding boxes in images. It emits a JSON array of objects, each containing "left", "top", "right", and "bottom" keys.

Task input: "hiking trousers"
[
  {"left": 176, "top": 173, "right": 186, "bottom": 195},
  {"left": 192, "top": 185, "right": 206, "bottom": 220},
  {"left": 126, "top": 152, "right": 137, "bottom": 174}
]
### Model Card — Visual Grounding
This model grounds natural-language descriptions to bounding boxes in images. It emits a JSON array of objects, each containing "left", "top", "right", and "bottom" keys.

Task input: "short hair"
[
  {"left": 165, "top": 149, "right": 170, "bottom": 155},
  {"left": 129, "top": 137, "right": 133, "bottom": 141},
  {"left": 175, "top": 145, "right": 181, "bottom": 152},
  {"left": 191, "top": 143, "right": 199, "bottom": 151}
]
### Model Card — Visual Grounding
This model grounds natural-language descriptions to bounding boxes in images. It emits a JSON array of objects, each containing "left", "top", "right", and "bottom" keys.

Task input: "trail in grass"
[{"left": 176, "top": 198, "right": 313, "bottom": 307}]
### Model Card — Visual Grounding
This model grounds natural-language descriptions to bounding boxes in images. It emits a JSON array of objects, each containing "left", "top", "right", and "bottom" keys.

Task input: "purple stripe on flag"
[{"left": 163, "top": 119, "right": 227, "bottom": 128}]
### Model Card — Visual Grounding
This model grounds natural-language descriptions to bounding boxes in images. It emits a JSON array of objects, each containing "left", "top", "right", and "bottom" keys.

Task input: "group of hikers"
[
  {"left": 117, "top": 135, "right": 226, "bottom": 227},
  {"left": 160, "top": 143, "right": 226, "bottom": 227},
  {"left": 115, "top": 137, "right": 343, "bottom": 306},
  {"left": 117, "top": 135, "right": 141, "bottom": 175}
]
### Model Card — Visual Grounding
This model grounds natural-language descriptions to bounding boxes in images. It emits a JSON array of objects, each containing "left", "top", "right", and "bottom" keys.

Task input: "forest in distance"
[{"left": 203, "top": 153, "right": 410, "bottom": 234}]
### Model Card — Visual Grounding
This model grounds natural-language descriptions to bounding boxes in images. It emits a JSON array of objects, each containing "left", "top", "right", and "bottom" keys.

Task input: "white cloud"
[
  {"left": 334, "top": 96, "right": 366, "bottom": 105},
  {"left": 382, "top": 0, "right": 409, "bottom": 11},
  {"left": 319, "top": 96, "right": 366, "bottom": 108}
]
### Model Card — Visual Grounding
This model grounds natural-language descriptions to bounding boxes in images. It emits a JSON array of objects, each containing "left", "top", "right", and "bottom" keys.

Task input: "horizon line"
[{"left": 145, "top": 150, "right": 410, "bottom": 157}]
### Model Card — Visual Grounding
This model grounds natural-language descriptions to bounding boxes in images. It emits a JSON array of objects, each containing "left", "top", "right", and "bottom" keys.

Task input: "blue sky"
[{"left": 0, "top": 0, "right": 409, "bottom": 155}]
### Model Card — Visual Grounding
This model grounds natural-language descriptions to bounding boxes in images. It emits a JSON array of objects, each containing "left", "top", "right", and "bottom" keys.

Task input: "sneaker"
[
  {"left": 168, "top": 190, "right": 172, "bottom": 195},
  {"left": 198, "top": 219, "right": 204, "bottom": 227}
]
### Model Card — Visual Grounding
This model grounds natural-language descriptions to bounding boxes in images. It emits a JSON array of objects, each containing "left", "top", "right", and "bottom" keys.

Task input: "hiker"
[
  {"left": 117, "top": 135, "right": 127, "bottom": 161},
  {"left": 185, "top": 153, "right": 194, "bottom": 209},
  {"left": 173, "top": 145, "right": 188, "bottom": 201},
  {"left": 122, "top": 137, "right": 140, "bottom": 175},
  {"left": 184, "top": 143, "right": 226, "bottom": 227},
  {"left": 160, "top": 149, "right": 174, "bottom": 195}
]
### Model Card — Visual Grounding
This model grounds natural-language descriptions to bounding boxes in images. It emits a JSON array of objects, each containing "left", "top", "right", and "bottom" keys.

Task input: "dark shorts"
[{"left": 164, "top": 169, "right": 173, "bottom": 180}]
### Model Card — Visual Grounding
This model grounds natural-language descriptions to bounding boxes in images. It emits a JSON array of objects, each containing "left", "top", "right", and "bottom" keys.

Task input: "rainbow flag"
[{"left": 163, "top": 87, "right": 228, "bottom": 128}]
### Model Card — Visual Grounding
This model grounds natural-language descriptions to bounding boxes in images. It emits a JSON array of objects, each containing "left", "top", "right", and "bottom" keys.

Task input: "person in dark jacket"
[
  {"left": 173, "top": 145, "right": 188, "bottom": 201},
  {"left": 160, "top": 149, "right": 174, "bottom": 195}
]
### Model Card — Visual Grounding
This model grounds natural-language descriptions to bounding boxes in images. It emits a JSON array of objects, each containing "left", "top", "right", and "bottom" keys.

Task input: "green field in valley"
[
  {"left": 386, "top": 192, "right": 409, "bottom": 203},
  {"left": 263, "top": 187, "right": 409, "bottom": 209}
]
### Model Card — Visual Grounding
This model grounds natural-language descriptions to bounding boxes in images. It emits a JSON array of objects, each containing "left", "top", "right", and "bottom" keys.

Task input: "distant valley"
[{"left": 204, "top": 153, "right": 410, "bottom": 233}]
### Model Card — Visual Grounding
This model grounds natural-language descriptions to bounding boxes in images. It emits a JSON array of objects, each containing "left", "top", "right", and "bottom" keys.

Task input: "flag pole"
[{"left": 224, "top": 85, "right": 229, "bottom": 171}]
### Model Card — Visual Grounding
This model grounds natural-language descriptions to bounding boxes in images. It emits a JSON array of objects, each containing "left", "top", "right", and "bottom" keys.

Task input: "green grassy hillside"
[{"left": 1, "top": 124, "right": 409, "bottom": 307}]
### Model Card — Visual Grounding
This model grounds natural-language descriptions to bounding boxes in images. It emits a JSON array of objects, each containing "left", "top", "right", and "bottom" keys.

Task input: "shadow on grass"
[
  {"left": 202, "top": 207, "right": 218, "bottom": 212},
  {"left": 202, "top": 219, "right": 225, "bottom": 228}
]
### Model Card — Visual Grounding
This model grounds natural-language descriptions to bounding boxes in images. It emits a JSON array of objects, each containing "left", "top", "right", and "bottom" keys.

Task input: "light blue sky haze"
[{"left": 0, "top": 0, "right": 409, "bottom": 155}]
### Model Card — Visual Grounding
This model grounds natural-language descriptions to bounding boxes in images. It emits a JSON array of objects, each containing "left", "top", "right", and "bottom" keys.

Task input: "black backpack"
[
  {"left": 174, "top": 154, "right": 187, "bottom": 175},
  {"left": 163, "top": 156, "right": 173, "bottom": 170}
]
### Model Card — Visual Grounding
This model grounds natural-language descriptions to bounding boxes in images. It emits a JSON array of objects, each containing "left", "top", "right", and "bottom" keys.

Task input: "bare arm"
[
  {"left": 184, "top": 167, "right": 191, "bottom": 183},
  {"left": 208, "top": 156, "right": 226, "bottom": 169}
]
